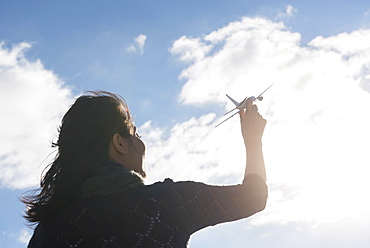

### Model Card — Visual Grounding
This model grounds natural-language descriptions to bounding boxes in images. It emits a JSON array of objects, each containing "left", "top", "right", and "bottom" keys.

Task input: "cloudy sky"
[{"left": 1, "top": 1, "right": 370, "bottom": 247}]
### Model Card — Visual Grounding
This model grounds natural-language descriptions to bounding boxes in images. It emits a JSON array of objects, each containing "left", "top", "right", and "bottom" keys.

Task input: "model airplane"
[{"left": 215, "top": 84, "right": 273, "bottom": 127}]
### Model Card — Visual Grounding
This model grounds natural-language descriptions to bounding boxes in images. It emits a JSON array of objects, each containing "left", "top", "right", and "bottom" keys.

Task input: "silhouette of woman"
[{"left": 23, "top": 91, "right": 267, "bottom": 247}]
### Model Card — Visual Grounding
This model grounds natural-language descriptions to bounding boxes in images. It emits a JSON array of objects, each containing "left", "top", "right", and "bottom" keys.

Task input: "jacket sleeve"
[{"left": 160, "top": 174, "right": 268, "bottom": 234}]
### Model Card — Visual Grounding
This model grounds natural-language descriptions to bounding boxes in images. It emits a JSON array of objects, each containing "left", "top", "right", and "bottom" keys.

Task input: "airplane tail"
[{"left": 226, "top": 94, "right": 239, "bottom": 106}]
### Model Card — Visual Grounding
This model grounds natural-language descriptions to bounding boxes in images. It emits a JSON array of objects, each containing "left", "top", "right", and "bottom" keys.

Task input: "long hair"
[{"left": 22, "top": 91, "right": 134, "bottom": 225}]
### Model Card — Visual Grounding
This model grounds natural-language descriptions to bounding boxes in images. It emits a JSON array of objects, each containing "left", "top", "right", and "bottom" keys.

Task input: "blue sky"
[{"left": 1, "top": 1, "right": 370, "bottom": 247}]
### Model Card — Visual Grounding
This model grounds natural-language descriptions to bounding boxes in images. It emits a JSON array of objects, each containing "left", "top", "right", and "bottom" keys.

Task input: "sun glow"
[
  {"left": 256, "top": 86, "right": 370, "bottom": 225},
  {"left": 167, "top": 16, "right": 370, "bottom": 227}
]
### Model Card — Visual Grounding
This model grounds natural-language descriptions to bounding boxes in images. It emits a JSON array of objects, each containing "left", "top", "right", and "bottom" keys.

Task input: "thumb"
[{"left": 239, "top": 108, "right": 245, "bottom": 118}]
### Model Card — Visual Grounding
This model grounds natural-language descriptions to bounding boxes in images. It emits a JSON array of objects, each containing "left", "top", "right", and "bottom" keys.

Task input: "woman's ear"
[{"left": 112, "top": 133, "right": 128, "bottom": 155}]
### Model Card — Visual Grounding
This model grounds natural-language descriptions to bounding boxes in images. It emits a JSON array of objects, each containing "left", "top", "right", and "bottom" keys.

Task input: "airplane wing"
[
  {"left": 226, "top": 94, "right": 239, "bottom": 106},
  {"left": 215, "top": 110, "right": 240, "bottom": 127},
  {"left": 256, "top": 84, "right": 274, "bottom": 99},
  {"left": 223, "top": 107, "right": 238, "bottom": 116}
]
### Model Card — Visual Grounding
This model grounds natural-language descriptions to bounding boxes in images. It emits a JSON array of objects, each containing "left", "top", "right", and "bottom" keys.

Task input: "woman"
[{"left": 23, "top": 91, "right": 268, "bottom": 247}]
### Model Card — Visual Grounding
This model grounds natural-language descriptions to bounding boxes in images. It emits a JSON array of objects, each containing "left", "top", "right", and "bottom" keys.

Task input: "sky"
[{"left": 1, "top": 0, "right": 370, "bottom": 247}]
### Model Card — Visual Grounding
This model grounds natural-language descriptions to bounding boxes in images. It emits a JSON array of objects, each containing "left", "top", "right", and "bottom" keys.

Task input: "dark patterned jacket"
[{"left": 28, "top": 165, "right": 267, "bottom": 248}]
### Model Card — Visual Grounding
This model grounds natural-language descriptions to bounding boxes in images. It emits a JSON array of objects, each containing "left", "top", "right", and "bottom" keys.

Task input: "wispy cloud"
[
  {"left": 126, "top": 34, "right": 147, "bottom": 55},
  {"left": 277, "top": 5, "right": 297, "bottom": 20},
  {"left": 18, "top": 229, "right": 32, "bottom": 244},
  {"left": 0, "top": 42, "right": 74, "bottom": 189},
  {"left": 362, "top": 9, "right": 370, "bottom": 28}
]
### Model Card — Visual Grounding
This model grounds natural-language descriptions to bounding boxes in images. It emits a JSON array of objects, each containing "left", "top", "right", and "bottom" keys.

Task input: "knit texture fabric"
[
  {"left": 80, "top": 163, "right": 144, "bottom": 198},
  {"left": 28, "top": 163, "right": 268, "bottom": 248}
]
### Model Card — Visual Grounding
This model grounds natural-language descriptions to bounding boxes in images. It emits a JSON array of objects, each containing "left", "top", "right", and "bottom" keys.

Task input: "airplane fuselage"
[
  {"left": 216, "top": 84, "right": 272, "bottom": 127},
  {"left": 236, "top": 96, "right": 259, "bottom": 109}
]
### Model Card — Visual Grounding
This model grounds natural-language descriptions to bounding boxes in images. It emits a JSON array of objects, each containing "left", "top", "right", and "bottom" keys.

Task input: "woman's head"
[
  {"left": 55, "top": 90, "right": 147, "bottom": 179},
  {"left": 56, "top": 91, "right": 134, "bottom": 167},
  {"left": 22, "top": 91, "right": 145, "bottom": 224}
]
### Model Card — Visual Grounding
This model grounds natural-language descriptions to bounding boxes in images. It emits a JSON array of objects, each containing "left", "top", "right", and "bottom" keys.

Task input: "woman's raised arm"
[{"left": 239, "top": 98, "right": 267, "bottom": 181}]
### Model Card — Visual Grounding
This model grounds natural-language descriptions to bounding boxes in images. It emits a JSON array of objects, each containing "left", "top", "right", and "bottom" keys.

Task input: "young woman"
[{"left": 23, "top": 91, "right": 268, "bottom": 247}]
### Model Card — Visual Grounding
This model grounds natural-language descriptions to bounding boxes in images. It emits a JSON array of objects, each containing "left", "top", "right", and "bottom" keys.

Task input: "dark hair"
[{"left": 22, "top": 91, "right": 134, "bottom": 224}]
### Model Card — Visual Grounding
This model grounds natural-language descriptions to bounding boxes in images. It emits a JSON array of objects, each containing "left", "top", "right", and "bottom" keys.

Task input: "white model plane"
[{"left": 215, "top": 84, "right": 273, "bottom": 127}]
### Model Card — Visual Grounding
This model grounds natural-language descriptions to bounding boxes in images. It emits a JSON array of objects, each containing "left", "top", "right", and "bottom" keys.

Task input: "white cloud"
[
  {"left": 126, "top": 34, "right": 147, "bottom": 55},
  {"left": 362, "top": 9, "right": 370, "bottom": 28},
  {"left": 143, "top": 16, "right": 370, "bottom": 226},
  {"left": 126, "top": 45, "right": 137, "bottom": 53},
  {"left": 173, "top": 17, "right": 300, "bottom": 105},
  {"left": 141, "top": 114, "right": 246, "bottom": 186},
  {"left": 0, "top": 42, "right": 74, "bottom": 189},
  {"left": 18, "top": 229, "right": 31, "bottom": 244},
  {"left": 277, "top": 5, "right": 297, "bottom": 20},
  {"left": 170, "top": 36, "right": 213, "bottom": 63},
  {"left": 2, "top": 228, "right": 32, "bottom": 244}
]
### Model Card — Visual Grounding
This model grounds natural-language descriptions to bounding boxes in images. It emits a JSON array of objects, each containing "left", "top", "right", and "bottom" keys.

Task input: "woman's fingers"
[{"left": 239, "top": 99, "right": 266, "bottom": 144}]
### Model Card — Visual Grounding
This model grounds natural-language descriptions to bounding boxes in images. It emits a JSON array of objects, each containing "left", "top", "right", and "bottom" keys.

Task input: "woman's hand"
[{"left": 239, "top": 98, "right": 267, "bottom": 146}]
